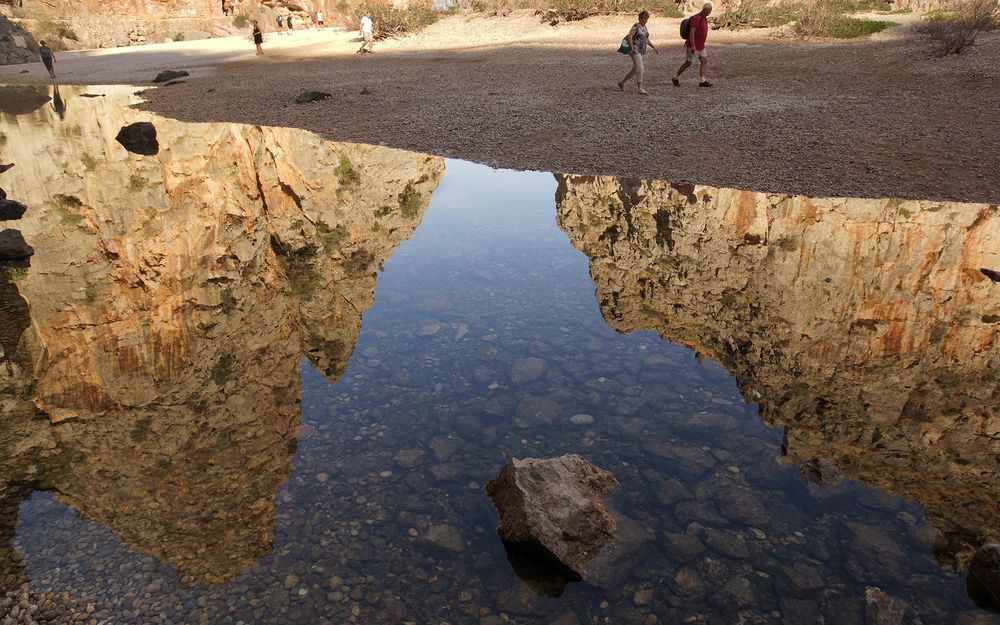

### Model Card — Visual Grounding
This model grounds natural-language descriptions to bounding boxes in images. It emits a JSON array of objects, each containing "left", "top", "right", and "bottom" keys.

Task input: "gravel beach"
[{"left": 3, "top": 16, "right": 999, "bottom": 196}]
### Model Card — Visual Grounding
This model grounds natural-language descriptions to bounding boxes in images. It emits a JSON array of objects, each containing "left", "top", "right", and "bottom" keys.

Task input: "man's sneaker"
[
  {"left": 671, "top": 77, "right": 679, "bottom": 87},
  {"left": 699, "top": 81, "right": 713, "bottom": 87}
]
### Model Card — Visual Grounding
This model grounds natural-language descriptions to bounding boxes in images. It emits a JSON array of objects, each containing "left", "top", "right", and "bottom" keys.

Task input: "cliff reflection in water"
[
  {"left": 0, "top": 85, "right": 444, "bottom": 587},
  {"left": 556, "top": 175, "right": 1000, "bottom": 563}
]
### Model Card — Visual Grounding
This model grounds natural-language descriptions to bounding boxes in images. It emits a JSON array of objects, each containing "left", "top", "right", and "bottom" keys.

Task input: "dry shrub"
[
  {"left": 916, "top": 0, "right": 999, "bottom": 54},
  {"left": 470, "top": 0, "right": 682, "bottom": 20},
  {"left": 350, "top": 1, "right": 441, "bottom": 38},
  {"left": 793, "top": 0, "right": 894, "bottom": 36},
  {"left": 714, "top": 0, "right": 795, "bottom": 28}
]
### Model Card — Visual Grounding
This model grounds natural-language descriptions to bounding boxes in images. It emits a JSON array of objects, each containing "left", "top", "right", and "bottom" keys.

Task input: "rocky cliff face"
[
  {"left": 0, "top": 15, "right": 37, "bottom": 65},
  {"left": 0, "top": 85, "right": 443, "bottom": 586},
  {"left": 555, "top": 175, "right": 1000, "bottom": 563}
]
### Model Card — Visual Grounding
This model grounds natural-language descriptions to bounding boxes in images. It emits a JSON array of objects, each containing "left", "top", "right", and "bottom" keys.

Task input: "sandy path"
[{"left": 3, "top": 13, "right": 998, "bottom": 203}]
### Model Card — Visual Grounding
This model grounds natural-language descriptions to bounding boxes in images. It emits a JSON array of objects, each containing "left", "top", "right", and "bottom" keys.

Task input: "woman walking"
[
  {"left": 618, "top": 10, "right": 658, "bottom": 95},
  {"left": 252, "top": 19, "right": 264, "bottom": 56}
]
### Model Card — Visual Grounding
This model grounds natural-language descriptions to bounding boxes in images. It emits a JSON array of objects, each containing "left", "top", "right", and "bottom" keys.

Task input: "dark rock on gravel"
[
  {"left": 115, "top": 122, "right": 159, "bottom": 156},
  {"left": 295, "top": 90, "right": 332, "bottom": 104},
  {"left": 153, "top": 69, "right": 189, "bottom": 83}
]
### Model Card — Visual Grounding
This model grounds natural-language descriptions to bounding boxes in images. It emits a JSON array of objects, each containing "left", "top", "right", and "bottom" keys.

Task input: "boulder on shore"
[
  {"left": 153, "top": 70, "right": 189, "bottom": 83},
  {"left": 485, "top": 454, "right": 618, "bottom": 586},
  {"left": 295, "top": 90, "right": 332, "bottom": 104}
]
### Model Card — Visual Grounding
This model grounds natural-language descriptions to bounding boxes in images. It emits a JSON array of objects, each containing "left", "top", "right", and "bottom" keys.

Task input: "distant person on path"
[
  {"left": 252, "top": 20, "right": 264, "bottom": 55},
  {"left": 358, "top": 13, "right": 374, "bottom": 53},
  {"left": 673, "top": 2, "right": 712, "bottom": 87},
  {"left": 317, "top": 10, "right": 324, "bottom": 27},
  {"left": 286, "top": 14, "right": 294, "bottom": 30},
  {"left": 617, "top": 10, "right": 658, "bottom": 95},
  {"left": 38, "top": 41, "right": 56, "bottom": 79},
  {"left": 276, "top": 14, "right": 284, "bottom": 31}
]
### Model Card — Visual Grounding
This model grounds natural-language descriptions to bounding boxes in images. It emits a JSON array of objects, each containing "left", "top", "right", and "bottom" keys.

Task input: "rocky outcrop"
[
  {"left": 0, "top": 85, "right": 443, "bottom": 586},
  {"left": 555, "top": 175, "right": 1000, "bottom": 564},
  {"left": 485, "top": 454, "right": 619, "bottom": 590},
  {"left": 0, "top": 16, "right": 37, "bottom": 66}
]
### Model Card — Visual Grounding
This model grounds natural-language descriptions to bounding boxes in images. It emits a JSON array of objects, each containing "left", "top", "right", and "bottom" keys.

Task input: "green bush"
[
  {"left": 793, "top": 1, "right": 895, "bottom": 37},
  {"left": 471, "top": 0, "right": 681, "bottom": 20},
  {"left": 233, "top": 14, "right": 250, "bottom": 28}
]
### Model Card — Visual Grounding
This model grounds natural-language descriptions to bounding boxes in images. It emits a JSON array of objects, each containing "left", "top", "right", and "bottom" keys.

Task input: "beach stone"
[
  {"left": 152, "top": 69, "right": 189, "bottom": 82},
  {"left": 674, "top": 568, "right": 705, "bottom": 596},
  {"left": 115, "top": 122, "right": 159, "bottom": 156},
  {"left": 704, "top": 528, "right": 749, "bottom": 559},
  {"left": 485, "top": 454, "right": 618, "bottom": 578},
  {"left": 569, "top": 413, "right": 594, "bottom": 425},
  {"left": 394, "top": 448, "right": 425, "bottom": 469},
  {"left": 633, "top": 588, "right": 653, "bottom": 606},
  {"left": 0, "top": 198, "right": 26, "bottom": 220},
  {"left": 780, "top": 561, "right": 824, "bottom": 591},
  {"left": 969, "top": 543, "right": 1000, "bottom": 609},
  {"left": 514, "top": 395, "right": 561, "bottom": 428},
  {"left": 780, "top": 597, "right": 819, "bottom": 624},
  {"left": 511, "top": 357, "right": 547, "bottom": 384},
  {"left": 826, "top": 596, "right": 865, "bottom": 625},
  {"left": 0, "top": 229, "right": 32, "bottom": 260},
  {"left": 295, "top": 90, "right": 332, "bottom": 104},
  {"left": 424, "top": 525, "right": 464, "bottom": 552},
  {"left": 864, "top": 587, "right": 907, "bottom": 625},
  {"left": 710, "top": 576, "right": 754, "bottom": 609},
  {"left": 663, "top": 531, "right": 706, "bottom": 562}
]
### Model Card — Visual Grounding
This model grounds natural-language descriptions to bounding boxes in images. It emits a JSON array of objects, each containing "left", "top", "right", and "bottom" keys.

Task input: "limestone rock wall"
[
  {"left": 555, "top": 175, "right": 1000, "bottom": 558},
  {"left": 0, "top": 85, "right": 443, "bottom": 585},
  {"left": 0, "top": 15, "right": 37, "bottom": 65}
]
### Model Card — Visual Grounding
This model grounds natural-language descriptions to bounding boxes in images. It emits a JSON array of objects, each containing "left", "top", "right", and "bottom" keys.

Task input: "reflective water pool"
[{"left": 0, "top": 85, "right": 998, "bottom": 624}]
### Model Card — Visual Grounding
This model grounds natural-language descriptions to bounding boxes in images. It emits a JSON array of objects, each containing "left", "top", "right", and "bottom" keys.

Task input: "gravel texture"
[{"left": 4, "top": 13, "right": 998, "bottom": 202}]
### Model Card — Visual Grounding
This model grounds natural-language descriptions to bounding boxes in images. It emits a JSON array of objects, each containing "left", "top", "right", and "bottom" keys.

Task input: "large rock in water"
[
  {"left": 969, "top": 544, "right": 1000, "bottom": 609},
  {"left": 486, "top": 454, "right": 618, "bottom": 584},
  {"left": 115, "top": 122, "right": 159, "bottom": 156}
]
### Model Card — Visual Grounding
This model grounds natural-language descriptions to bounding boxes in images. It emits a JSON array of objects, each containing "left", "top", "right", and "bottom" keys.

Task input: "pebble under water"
[{"left": 0, "top": 85, "right": 998, "bottom": 625}]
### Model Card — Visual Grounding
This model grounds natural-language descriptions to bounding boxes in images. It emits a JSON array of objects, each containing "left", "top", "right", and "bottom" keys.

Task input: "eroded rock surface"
[
  {"left": 555, "top": 175, "right": 1000, "bottom": 563},
  {"left": 0, "top": 85, "right": 444, "bottom": 587},
  {"left": 485, "top": 454, "right": 618, "bottom": 584}
]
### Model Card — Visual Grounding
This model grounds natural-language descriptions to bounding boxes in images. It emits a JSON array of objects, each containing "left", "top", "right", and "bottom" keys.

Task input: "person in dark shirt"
[
  {"left": 673, "top": 2, "right": 713, "bottom": 88},
  {"left": 38, "top": 41, "right": 56, "bottom": 79}
]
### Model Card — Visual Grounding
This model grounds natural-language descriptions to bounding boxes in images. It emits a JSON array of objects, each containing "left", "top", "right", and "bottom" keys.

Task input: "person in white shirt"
[
  {"left": 358, "top": 14, "right": 374, "bottom": 53},
  {"left": 316, "top": 10, "right": 324, "bottom": 27}
]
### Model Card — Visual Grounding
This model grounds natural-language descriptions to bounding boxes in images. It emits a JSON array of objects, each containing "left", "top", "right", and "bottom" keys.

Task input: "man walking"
[
  {"left": 358, "top": 13, "right": 374, "bottom": 53},
  {"left": 673, "top": 1, "right": 712, "bottom": 87}
]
